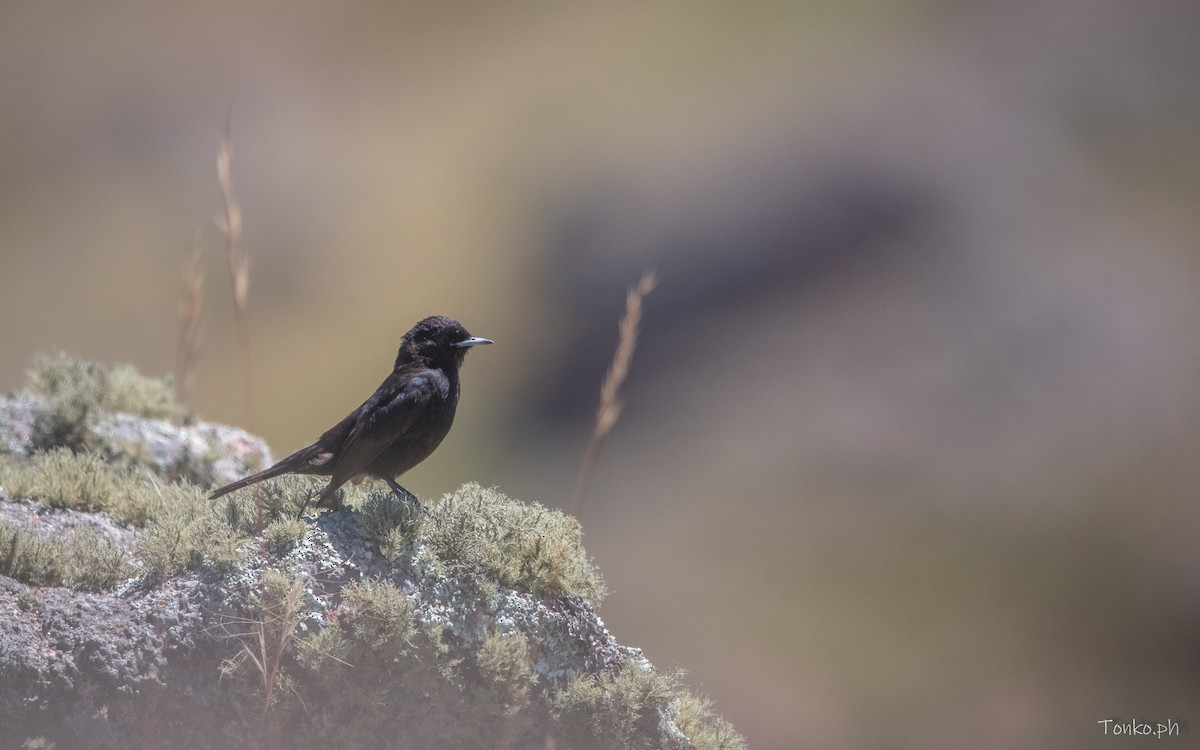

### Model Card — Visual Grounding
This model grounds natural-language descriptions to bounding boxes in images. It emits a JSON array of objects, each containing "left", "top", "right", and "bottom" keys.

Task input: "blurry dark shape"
[
  {"left": 529, "top": 167, "right": 929, "bottom": 429},
  {"left": 173, "top": 232, "right": 205, "bottom": 417},
  {"left": 216, "top": 115, "right": 254, "bottom": 431},
  {"left": 571, "top": 270, "right": 656, "bottom": 516},
  {"left": 209, "top": 316, "right": 493, "bottom": 515}
]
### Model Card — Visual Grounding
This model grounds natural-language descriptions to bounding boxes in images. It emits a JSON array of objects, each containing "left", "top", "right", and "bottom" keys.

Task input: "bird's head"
[{"left": 397, "top": 315, "right": 493, "bottom": 369}]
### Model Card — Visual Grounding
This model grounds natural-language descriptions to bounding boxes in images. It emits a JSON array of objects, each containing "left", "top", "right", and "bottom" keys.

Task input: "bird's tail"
[
  {"left": 208, "top": 444, "right": 329, "bottom": 499},
  {"left": 208, "top": 466, "right": 281, "bottom": 499}
]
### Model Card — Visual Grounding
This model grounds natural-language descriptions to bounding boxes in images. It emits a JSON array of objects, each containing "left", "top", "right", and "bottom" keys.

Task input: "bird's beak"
[{"left": 454, "top": 337, "right": 494, "bottom": 348}]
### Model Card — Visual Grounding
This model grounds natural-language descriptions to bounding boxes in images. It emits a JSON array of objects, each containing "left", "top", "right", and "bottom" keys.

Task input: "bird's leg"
[
  {"left": 383, "top": 477, "right": 431, "bottom": 517},
  {"left": 383, "top": 476, "right": 416, "bottom": 503}
]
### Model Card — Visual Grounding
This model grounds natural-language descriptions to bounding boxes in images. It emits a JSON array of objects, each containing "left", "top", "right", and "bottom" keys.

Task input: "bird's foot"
[{"left": 384, "top": 478, "right": 433, "bottom": 518}]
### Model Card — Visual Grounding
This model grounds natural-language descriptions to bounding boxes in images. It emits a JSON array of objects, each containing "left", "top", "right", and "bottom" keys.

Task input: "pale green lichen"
[
  {"left": 552, "top": 665, "right": 681, "bottom": 750},
  {"left": 552, "top": 665, "right": 747, "bottom": 750},
  {"left": 0, "top": 521, "right": 134, "bottom": 591},
  {"left": 356, "top": 491, "right": 425, "bottom": 560},
  {"left": 0, "top": 452, "right": 32, "bottom": 496},
  {"left": 26, "top": 351, "right": 175, "bottom": 451},
  {"left": 0, "top": 356, "right": 745, "bottom": 749},
  {"left": 426, "top": 483, "right": 606, "bottom": 602},
  {"left": 239, "top": 474, "right": 323, "bottom": 521},
  {"left": 263, "top": 517, "right": 308, "bottom": 549},
  {"left": 137, "top": 492, "right": 256, "bottom": 580},
  {"left": 3, "top": 447, "right": 179, "bottom": 526},
  {"left": 673, "top": 691, "right": 747, "bottom": 750},
  {"left": 341, "top": 580, "right": 416, "bottom": 658},
  {"left": 294, "top": 622, "right": 353, "bottom": 677},
  {"left": 475, "top": 630, "right": 537, "bottom": 717}
]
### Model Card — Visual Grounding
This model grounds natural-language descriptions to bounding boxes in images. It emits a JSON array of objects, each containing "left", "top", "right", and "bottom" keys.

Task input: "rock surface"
[{"left": 0, "top": 387, "right": 742, "bottom": 750}]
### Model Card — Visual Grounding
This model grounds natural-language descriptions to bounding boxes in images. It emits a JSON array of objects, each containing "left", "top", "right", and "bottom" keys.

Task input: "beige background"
[{"left": 3, "top": 2, "right": 1200, "bottom": 748}]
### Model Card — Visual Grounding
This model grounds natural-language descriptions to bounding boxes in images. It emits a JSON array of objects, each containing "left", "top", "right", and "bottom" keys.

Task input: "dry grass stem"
[
  {"left": 216, "top": 117, "right": 255, "bottom": 430},
  {"left": 219, "top": 573, "right": 307, "bottom": 750},
  {"left": 252, "top": 577, "right": 304, "bottom": 725},
  {"left": 571, "top": 270, "right": 657, "bottom": 516},
  {"left": 174, "top": 232, "right": 205, "bottom": 414}
]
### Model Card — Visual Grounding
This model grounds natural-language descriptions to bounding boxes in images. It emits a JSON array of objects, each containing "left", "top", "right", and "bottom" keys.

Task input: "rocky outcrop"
[{"left": 0, "top": 358, "right": 743, "bottom": 750}]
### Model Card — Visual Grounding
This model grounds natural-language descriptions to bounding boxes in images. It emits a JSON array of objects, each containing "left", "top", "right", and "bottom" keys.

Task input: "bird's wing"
[{"left": 325, "top": 372, "right": 437, "bottom": 490}]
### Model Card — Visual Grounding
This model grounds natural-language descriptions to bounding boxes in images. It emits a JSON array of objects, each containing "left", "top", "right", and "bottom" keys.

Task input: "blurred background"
[{"left": 3, "top": 1, "right": 1200, "bottom": 747}]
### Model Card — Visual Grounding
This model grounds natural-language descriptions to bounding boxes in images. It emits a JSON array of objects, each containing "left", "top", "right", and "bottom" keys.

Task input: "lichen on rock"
[{"left": 0, "top": 355, "right": 744, "bottom": 750}]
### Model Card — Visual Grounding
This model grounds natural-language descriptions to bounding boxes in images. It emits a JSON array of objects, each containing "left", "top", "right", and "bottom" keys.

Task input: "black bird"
[{"left": 209, "top": 315, "right": 492, "bottom": 512}]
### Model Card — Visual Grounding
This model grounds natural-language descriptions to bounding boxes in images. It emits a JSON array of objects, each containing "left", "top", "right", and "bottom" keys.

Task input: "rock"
[{"left": 0, "top": 370, "right": 743, "bottom": 750}]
